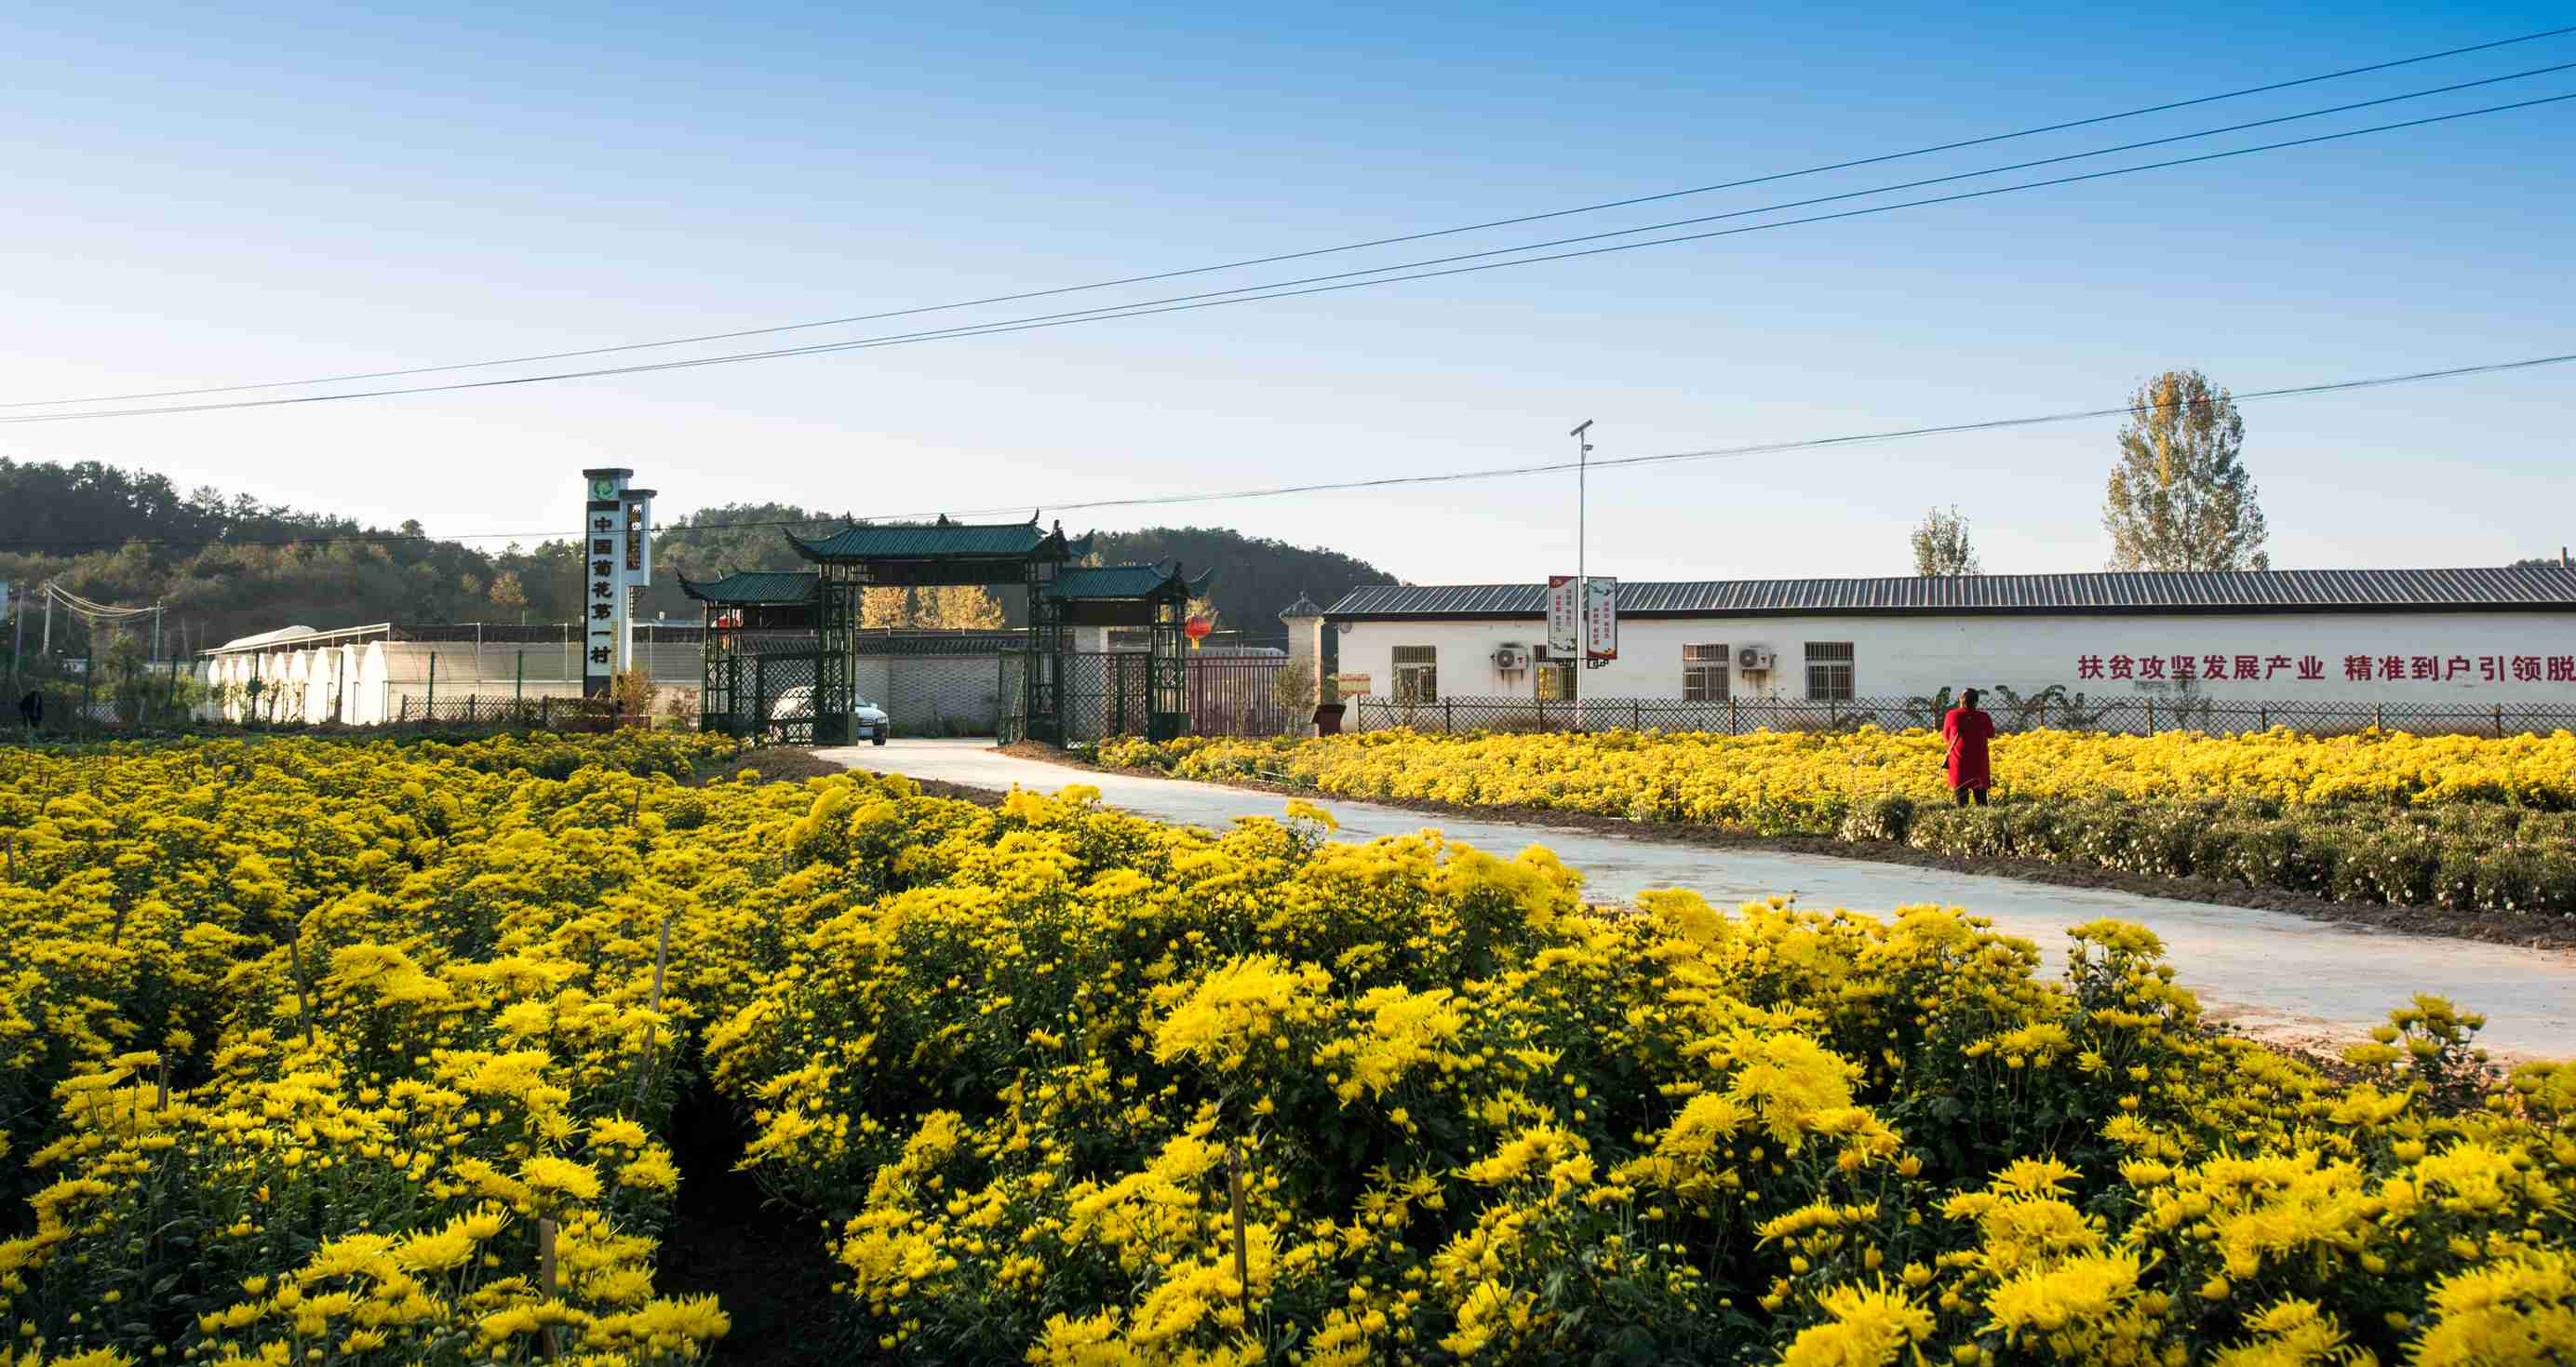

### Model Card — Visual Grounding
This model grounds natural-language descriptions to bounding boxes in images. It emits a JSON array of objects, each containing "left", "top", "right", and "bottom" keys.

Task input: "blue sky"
[{"left": 1, "top": 1, "right": 2569, "bottom": 587}]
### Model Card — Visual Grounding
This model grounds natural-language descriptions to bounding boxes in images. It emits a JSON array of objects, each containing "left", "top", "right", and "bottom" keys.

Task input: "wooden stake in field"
[
  {"left": 538, "top": 1216, "right": 563, "bottom": 1360},
  {"left": 632, "top": 907, "right": 677, "bottom": 1109},
  {"left": 287, "top": 933, "right": 316, "bottom": 1048},
  {"left": 1228, "top": 1141, "right": 1251, "bottom": 1322}
]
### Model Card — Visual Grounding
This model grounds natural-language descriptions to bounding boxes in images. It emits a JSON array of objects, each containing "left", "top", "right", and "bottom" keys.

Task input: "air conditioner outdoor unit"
[
  {"left": 1737, "top": 645, "right": 1776, "bottom": 672},
  {"left": 1493, "top": 644, "right": 1531, "bottom": 672}
]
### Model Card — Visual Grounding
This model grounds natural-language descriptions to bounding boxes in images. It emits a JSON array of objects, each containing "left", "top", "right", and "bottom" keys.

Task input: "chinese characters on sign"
[
  {"left": 2074, "top": 652, "right": 2576, "bottom": 685},
  {"left": 580, "top": 471, "right": 654, "bottom": 698},
  {"left": 1546, "top": 576, "right": 1579, "bottom": 656},
  {"left": 1583, "top": 576, "right": 1617, "bottom": 662}
]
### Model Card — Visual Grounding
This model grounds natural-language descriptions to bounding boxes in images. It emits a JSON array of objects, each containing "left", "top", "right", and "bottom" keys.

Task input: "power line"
[
  {"left": 892, "top": 353, "right": 2576, "bottom": 519},
  {"left": 6, "top": 24, "right": 2569, "bottom": 411},
  {"left": 8, "top": 88, "right": 2570, "bottom": 428},
  {"left": 1, "top": 351, "right": 2565, "bottom": 556}
]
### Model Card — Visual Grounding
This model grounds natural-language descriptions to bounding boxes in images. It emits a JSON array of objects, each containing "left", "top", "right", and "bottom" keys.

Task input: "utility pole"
[
  {"left": 41, "top": 585, "right": 53, "bottom": 657},
  {"left": 1569, "top": 420, "right": 1593, "bottom": 733}
]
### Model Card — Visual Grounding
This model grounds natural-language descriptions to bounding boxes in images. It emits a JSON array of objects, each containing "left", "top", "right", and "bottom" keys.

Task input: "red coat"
[{"left": 1942, "top": 705, "right": 1995, "bottom": 790}]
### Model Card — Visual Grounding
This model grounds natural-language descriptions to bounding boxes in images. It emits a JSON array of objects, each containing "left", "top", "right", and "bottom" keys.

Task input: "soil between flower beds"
[{"left": 994, "top": 743, "right": 2576, "bottom": 953}]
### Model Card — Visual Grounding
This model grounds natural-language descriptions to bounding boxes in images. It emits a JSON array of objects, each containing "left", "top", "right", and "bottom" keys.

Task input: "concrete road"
[{"left": 818, "top": 739, "right": 2575, "bottom": 1061}]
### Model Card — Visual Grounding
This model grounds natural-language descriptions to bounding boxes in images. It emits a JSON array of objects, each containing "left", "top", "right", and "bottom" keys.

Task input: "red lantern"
[{"left": 1184, "top": 615, "right": 1212, "bottom": 650}]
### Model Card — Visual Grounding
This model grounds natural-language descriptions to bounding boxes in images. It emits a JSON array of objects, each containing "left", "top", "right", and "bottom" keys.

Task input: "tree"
[
  {"left": 2511, "top": 554, "right": 2566, "bottom": 569},
  {"left": 1910, "top": 506, "right": 1981, "bottom": 576},
  {"left": 490, "top": 571, "right": 528, "bottom": 623},
  {"left": 929, "top": 585, "right": 1005, "bottom": 629},
  {"left": 2100, "top": 369, "right": 2269, "bottom": 571}
]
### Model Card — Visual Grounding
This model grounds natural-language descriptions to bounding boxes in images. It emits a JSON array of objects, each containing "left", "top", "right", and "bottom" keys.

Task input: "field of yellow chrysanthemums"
[
  {"left": 2, "top": 733, "right": 2572, "bottom": 1367},
  {"left": 1098, "top": 728, "right": 2576, "bottom": 918}
]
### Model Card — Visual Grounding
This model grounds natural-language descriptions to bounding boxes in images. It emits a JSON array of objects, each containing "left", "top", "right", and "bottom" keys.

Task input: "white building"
[{"left": 1313, "top": 567, "right": 2576, "bottom": 730}]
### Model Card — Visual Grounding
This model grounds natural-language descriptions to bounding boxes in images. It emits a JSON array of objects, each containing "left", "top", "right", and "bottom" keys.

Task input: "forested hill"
[
  {"left": 0, "top": 463, "right": 1402, "bottom": 653},
  {"left": 1085, "top": 527, "right": 1397, "bottom": 642},
  {"left": 0, "top": 459, "right": 520, "bottom": 654}
]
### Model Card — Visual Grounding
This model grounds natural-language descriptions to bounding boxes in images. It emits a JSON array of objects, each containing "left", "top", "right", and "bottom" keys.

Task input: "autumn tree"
[
  {"left": 490, "top": 571, "right": 529, "bottom": 623},
  {"left": 1910, "top": 506, "right": 1981, "bottom": 576},
  {"left": 2101, "top": 369, "right": 2270, "bottom": 571}
]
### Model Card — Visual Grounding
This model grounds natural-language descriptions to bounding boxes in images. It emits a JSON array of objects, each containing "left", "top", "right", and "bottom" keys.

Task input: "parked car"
[{"left": 767, "top": 686, "right": 890, "bottom": 744}]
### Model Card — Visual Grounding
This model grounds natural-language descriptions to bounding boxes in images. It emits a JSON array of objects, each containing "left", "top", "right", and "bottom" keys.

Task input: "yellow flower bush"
[
  {"left": 1, "top": 731, "right": 2569, "bottom": 1365},
  {"left": 1100, "top": 728, "right": 2576, "bottom": 917}
]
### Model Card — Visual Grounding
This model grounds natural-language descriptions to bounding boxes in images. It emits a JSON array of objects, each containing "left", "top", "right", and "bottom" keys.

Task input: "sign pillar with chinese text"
[{"left": 580, "top": 469, "right": 652, "bottom": 698}]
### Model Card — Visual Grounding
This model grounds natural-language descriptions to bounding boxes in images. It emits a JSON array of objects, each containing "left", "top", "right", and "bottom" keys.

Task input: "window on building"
[
  {"left": 1535, "top": 645, "right": 1576, "bottom": 701},
  {"left": 1393, "top": 646, "right": 1439, "bottom": 703},
  {"left": 1683, "top": 643, "right": 1729, "bottom": 702},
  {"left": 1805, "top": 642, "right": 1856, "bottom": 701}
]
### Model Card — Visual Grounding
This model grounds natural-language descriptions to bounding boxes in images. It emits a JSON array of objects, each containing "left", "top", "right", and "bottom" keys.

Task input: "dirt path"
[{"left": 820, "top": 740, "right": 2574, "bottom": 1063}]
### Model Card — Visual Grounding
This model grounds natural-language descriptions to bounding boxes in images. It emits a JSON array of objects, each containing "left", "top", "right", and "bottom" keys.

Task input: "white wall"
[{"left": 1332, "top": 610, "right": 2576, "bottom": 705}]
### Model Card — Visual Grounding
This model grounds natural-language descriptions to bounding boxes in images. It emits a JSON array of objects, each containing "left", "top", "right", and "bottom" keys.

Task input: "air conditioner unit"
[
  {"left": 1737, "top": 645, "right": 1776, "bottom": 672},
  {"left": 1492, "top": 644, "right": 1531, "bottom": 672}
]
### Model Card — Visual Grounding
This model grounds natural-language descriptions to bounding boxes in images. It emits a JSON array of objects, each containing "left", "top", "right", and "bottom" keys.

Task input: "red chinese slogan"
[{"left": 2075, "top": 653, "right": 2576, "bottom": 684}]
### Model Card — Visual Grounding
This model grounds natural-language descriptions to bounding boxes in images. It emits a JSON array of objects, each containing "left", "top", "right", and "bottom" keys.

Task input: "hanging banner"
[
  {"left": 1547, "top": 575, "right": 1580, "bottom": 655},
  {"left": 1584, "top": 576, "right": 1618, "bottom": 661}
]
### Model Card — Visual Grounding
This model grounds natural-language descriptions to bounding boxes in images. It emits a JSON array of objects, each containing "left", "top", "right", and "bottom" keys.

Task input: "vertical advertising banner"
[
  {"left": 1547, "top": 575, "right": 1580, "bottom": 656},
  {"left": 1583, "top": 576, "right": 1618, "bottom": 661}
]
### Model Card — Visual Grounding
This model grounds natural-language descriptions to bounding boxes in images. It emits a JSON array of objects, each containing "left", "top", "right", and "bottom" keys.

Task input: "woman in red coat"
[{"left": 1941, "top": 688, "right": 1996, "bottom": 805}]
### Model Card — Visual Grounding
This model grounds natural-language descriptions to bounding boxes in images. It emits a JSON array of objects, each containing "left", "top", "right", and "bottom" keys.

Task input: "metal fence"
[
  {"left": 1353, "top": 694, "right": 2576, "bottom": 738},
  {"left": 1011, "top": 652, "right": 1293, "bottom": 743},
  {"left": 1187, "top": 654, "right": 1294, "bottom": 737},
  {"left": 387, "top": 693, "right": 637, "bottom": 731},
  {"left": 703, "top": 651, "right": 823, "bottom": 744}
]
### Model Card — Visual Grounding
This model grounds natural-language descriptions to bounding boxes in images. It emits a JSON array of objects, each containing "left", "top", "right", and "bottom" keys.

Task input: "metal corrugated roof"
[
  {"left": 1325, "top": 567, "right": 2576, "bottom": 619},
  {"left": 678, "top": 571, "right": 820, "bottom": 605}
]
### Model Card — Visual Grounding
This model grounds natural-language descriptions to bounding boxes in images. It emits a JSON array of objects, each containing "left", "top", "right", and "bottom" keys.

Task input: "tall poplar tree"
[
  {"left": 1910, "top": 505, "right": 1981, "bottom": 576},
  {"left": 2100, "top": 369, "right": 2270, "bottom": 571}
]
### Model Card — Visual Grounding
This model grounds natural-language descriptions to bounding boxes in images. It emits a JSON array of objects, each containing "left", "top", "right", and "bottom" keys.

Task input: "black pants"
[{"left": 1952, "top": 784, "right": 1989, "bottom": 807}]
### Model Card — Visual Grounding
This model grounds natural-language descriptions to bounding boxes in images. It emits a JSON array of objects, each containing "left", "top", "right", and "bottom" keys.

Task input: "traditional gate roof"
[
  {"left": 1050, "top": 563, "right": 1214, "bottom": 601},
  {"left": 785, "top": 516, "right": 1093, "bottom": 563},
  {"left": 678, "top": 570, "right": 821, "bottom": 605}
]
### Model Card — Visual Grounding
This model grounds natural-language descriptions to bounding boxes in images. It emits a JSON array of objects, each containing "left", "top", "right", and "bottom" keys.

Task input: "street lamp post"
[{"left": 1569, "top": 420, "right": 1592, "bottom": 731}]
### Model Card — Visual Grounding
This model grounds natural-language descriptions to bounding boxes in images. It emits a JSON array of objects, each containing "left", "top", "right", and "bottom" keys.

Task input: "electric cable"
[
  {"left": 5, "top": 23, "right": 2569, "bottom": 410},
  {"left": 5, "top": 88, "right": 2568, "bottom": 427},
  {"left": 0, "top": 350, "right": 2564, "bottom": 555}
]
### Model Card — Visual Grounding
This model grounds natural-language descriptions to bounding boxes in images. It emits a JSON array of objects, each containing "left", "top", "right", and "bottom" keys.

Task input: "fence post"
[
  {"left": 516, "top": 650, "right": 525, "bottom": 704},
  {"left": 2259, "top": 704, "right": 2268, "bottom": 730},
  {"left": 1631, "top": 700, "right": 1641, "bottom": 730},
  {"left": 542, "top": 695, "right": 551, "bottom": 728},
  {"left": 753, "top": 655, "right": 768, "bottom": 744},
  {"left": 426, "top": 652, "right": 436, "bottom": 720},
  {"left": 1728, "top": 696, "right": 1737, "bottom": 735},
  {"left": 2145, "top": 699, "right": 2156, "bottom": 733},
  {"left": 1444, "top": 700, "right": 1455, "bottom": 733},
  {"left": 2495, "top": 704, "right": 2505, "bottom": 738}
]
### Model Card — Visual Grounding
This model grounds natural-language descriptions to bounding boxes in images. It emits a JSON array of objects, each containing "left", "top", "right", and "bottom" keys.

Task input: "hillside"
[
  {"left": 0, "top": 462, "right": 1401, "bottom": 657},
  {"left": 1084, "top": 526, "right": 1397, "bottom": 643}
]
